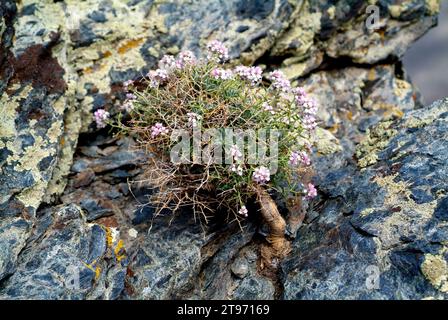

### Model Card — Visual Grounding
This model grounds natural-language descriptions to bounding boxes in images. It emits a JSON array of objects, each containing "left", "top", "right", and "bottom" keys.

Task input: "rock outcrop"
[
  {"left": 0, "top": 0, "right": 445, "bottom": 299},
  {"left": 283, "top": 98, "right": 448, "bottom": 299}
]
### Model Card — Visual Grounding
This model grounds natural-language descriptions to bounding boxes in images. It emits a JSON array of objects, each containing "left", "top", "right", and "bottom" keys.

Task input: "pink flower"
[
  {"left": 300, "top": 97, "right": 318, "bottom": 130},
  {"left": 121, "top": 100, "right": 134, "bottom": 112},
  {"left": 126, "top": 93, "right": 137, "bottom": 100},
  {"left": 187, "top": 112, "right": 202, "bottom": 128},
  {"left": 293, "top": 87, "right": 307, "bottom": 104},
  {"left": 123, "top": 79, "right": 134, "bottom": 91},
  {"left": 120, "top": 93, "right": 137, "bottom": 112},
  {"left": 147, "top": 68, "right": 169, "bottom": 87},
  {"left": 306, "top": 183, "right": 317, "bottom": 199},
  {"left": 230, "top": 144, "right": 243, "bottom": 161},
  {"left": 158, "top": 54, "right": 177, "bottom": 71},
  {"left": 289, "top": 151, "right": 311, "bottom": 166},
  {"left": 206, "top": 40, "right": 229, "bottom": 62},
  {"left": 211, "top": 68, "right": 234, "bottom": 80},
  {"left": 94, "top": 109, "right": 110, "bottom": 128},
  {"left": 176, "top": 50, "right": 196, "bottom": 68},
  {"left": 238, "top": 205, "right": 248, "bottom": 217},
  {"left": 269, "top": 70, "right": 291, "bottom": 93},
  {"left": 234, "top": 66, "right": 262, "bottom": 85},
  {"left": 151, "top": 123, "right": 169, "bottom": 138},
  {"left": 262, "top": 102, "right": 275, "bottom": 114},
  {"left": 252, "top": 166, "right": 270, "bottom": 184}
]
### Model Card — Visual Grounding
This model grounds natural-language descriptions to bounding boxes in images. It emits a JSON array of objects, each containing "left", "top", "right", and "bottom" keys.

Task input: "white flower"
[
  {"left": 230, "top": 164, "right": 243, "bottom": 176},
  {"left": 238, "top": 206, "right": 248, "bottom": 217}
]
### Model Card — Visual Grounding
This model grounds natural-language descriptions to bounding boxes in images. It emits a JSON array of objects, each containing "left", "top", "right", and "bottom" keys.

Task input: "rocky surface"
[
  {"left": 283, "top": 98, "right": 448, "bottom": 299},
  {"left": 1, "top": 0, "right": 445, "bottom": 300}
]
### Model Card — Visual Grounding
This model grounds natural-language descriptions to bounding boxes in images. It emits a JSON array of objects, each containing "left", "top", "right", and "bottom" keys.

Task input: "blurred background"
[{"left": 403, "top": 1, "right": 448, "bottom": 104}]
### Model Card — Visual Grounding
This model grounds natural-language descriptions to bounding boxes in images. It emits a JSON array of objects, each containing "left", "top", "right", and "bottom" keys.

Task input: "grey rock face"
[
  {"left": 282, "top": 98, "right": 448, "bottom": 299},
  {"left": 0, "top": 0, "right": 445, "bottom": 300},
  {"left": 0, "top": 204, "right": 127, "bottom": 299}
]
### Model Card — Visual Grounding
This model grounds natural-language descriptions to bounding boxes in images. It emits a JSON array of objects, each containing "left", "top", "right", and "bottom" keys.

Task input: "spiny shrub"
[{"left": 95, "top": 41, "right": 318, "bottom": 259}]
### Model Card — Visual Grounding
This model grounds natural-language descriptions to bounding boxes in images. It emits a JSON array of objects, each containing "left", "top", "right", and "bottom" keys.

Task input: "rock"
[
  {"left": 0, "top": 0, "right": 443, "bottom": 300},
  {"left": 124, "top": 213, "right": 206, "bottom": 299},
  {"left": 272, "top": 0, "right": 439, "bottom": 78},
  {"left": 0, "top": 204, "right": 128, "bottom": 299},
  {"left": 231, "top": 257, "right": 250, "bottom": 279},
  {"left": 0, "top": 217, "right": 31, "bottom": 280},
  {"left": 282, "top": 98, "right": 448, "bottom": 299}
]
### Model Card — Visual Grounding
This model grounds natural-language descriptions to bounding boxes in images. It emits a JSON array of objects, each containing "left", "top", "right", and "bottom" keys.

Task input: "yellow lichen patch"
[
  {"left": 272, "top": 1, "right": 322, "bottom": 58},
  {"left": 95, "top": 266, "right": 102, "bottom": 281},
  {"left": 8, "top": 135, "right": 51, "bottom": 172},
  {"left": 117, "top": 38, "right": 145, "bottom": 55},
  {"left": 368, "top": 68, "right": 377, "bottom": 81},
  {"left": 16, "top": 184, "right": 48, "bottom": 209},
  {"left": 327, "top": 6, "right": 336, "bottom": 19},
  {"left": 328, "top": 123, "right": 340, "bottom": 135},
  {"left": 83, "top": 259, "right": 102, "bottom": 281},
  {"left": 0, "top": 84, "right": 33, "bottom": 139},
  {"left": 346, "top": 111, "right": 353, "bottom": 121},
  {"left": 114, "top": 239, "right": 126, "bottom": 263},
  {"left": 356, "top": 121, "right": 397, "bottom": 168},
  {"left": 44, "top": 106, "right": 82, "bottom": 202},
  {"left": 403, "top": 100, "right": 448, "bottom": 129},
  {"left": 47, "top": 121, "right": 63, "bottom": 144},
  {"left": 425, "top": 0, "right": 441, "bottom": 15},
  {"left": 105, "top": 227, "right": 114, "bottom": 248},
  {"left": 421, "top": 254, "right": 448, "bottom": 292},
  {"left": 393, "top": 79, "right": 412, "bottom": 101},
  {"left": 374, "top": 174, "right": 437, "bottom": 219},
  {"left": 102, "top": 50, "right": 112, "bottom": 58}
]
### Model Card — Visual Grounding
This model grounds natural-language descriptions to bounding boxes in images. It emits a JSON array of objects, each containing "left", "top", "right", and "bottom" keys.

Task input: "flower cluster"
[
  {"left": 306, "top": 183, "right": 317, "bottom": 199},
  {"left": 121, "top": 93, "right": 137, "bottom": 112},
  {"left": 150, "top": 122, "right": 169, "bottom": 138},
  {"left": 230, "top": 145, "right": 243, "bottom": 161},
  {"left": 301, "top": 97, "right": 318, "bottom": 130},
  {"left": 230, "top": 164, "right": 243, "bottom": 176},
  {"left": 187, "top": 112, "right": 202, "bottom": 128},
  {"left": 238, "top": 205, "right": 248, "bottom": 217},
  {"left": 234, "top": 66, "right": 263, "bottom": 85},
  {"left": 207, "top": 40, "right": 229, "bottom": 62},
  {"left": 269, "top": 70, "right": 291, "bottom": 93},
  {"left": 211, "top": 68, "right": 234, "bottom": 80},
  {"left": 123, "top": 79, "right": 134, "bottom": 91},
  {"left": 147, "top": 68, "right": 169, "bottom": 88},
  {"left": 289, "top": 151, "right": 311, "bottom": 167},
  {"left": 262, "top": 102, "right": 275, "bottom": 114},
  {"left": 158, "top": 54, "right": 177, "bottom": 71},
  {"left": 176, "top": 50, "right": 196, "bottom": 68},
  {"left": 94, "top": 109, "right": 110, "bottom": 128},
  {"left": 253, "top": 166, "right": 270, "bottom": 184}
]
